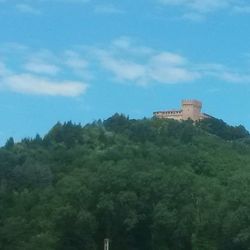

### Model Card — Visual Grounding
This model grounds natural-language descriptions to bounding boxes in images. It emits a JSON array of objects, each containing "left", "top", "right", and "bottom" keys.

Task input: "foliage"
[{"left": 1, "top": 115, "right": 250, "bottom": 250}]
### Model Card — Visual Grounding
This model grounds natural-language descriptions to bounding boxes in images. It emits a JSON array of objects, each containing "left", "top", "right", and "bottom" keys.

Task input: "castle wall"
[{"left": 154, "top": 111, "right": 182, "bottom": 120}]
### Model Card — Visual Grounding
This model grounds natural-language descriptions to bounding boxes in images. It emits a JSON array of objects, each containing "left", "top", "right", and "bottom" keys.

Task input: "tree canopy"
[{"left": 1, "top": 115, "right": 250, "bottom": 250}]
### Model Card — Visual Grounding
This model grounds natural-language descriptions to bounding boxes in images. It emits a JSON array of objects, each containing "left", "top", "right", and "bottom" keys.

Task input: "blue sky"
[{"left": 1, "top": 0, "right": 250, "bottom": 144}]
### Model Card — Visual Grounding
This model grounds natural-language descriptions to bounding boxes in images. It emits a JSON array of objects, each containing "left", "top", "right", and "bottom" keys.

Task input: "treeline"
[{"left": 1, "top": 115, "right": 250, "bottom": 250}]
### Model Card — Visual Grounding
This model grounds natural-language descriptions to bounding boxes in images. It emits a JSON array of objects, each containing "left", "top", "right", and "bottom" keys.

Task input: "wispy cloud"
[
  {"left": 158, "top": 0, "right": 250, "bottom": 19},
  {"left": 111, "top": 37, "right": 154, "bottom": 56},
  {"left": 23, "top": 49, "right": 61, "bottom": 75},
  {"left": 93, "top": 39, "right": 200, "bottom": 85},
  {"left": 3, "top": 0, "right": 91, "bottom": 15},
  {"left": 0, "top": 48, "right": 89, "bottom": 97},
  {"left": 219, "top": 71, "right": 250, "bottom": 83},
  {"left": 1, "top": 38, "right": 250, "bottom": 96},
  {"left": 4, "top": 74, "right": 87, "bottom": 97},
  {"left": 0, "top": 62, "right": 10, "bottom": 77},
  {"left": 64, "top": 50, "right": 88, "bottom": 71},
  {"left": 98, "top": 51, "right": 199, "bottom": 85},
  {"left": 195, "top": 63, "right": 250, "bottom": 83},
  {"left": 16, "top": 4, "right": 41, "bottom": 15},
  {"left": 159, "top": 0, "right": 229, "bottom": 13},
  {"left": 94, "top": 4, "right": 124, "bottom": 14},
  {"left": 148, "top": 52, "right": 200, "bottom": 83},
  {"left": 0, "top": 43, "right": 29, "bottom": 54},
  {"left": 3, "top": 0, "right": 123, "bottom": 16},
  {"left": 26, "top": 0, "right": 90, "bottom": 4},
  {"left": 48, "top": 0, "right": 90, "bottom": 3},
  {"left": 24, "top": 60, "right": 60, "bottom": 75},
  {"left": 98, "top": 51, "right": 147, "bottom": 83},
  {"left": 91, "top": 37, "right": 250, "bottom": 86},
  {"left": 233, "top": 5, "right": 250, "bottom": 14}
]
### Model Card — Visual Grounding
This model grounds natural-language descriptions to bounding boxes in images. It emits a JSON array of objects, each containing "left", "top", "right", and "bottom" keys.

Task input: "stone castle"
[{"left": 154, "top": 100, "right": 211, "bottom": 121}]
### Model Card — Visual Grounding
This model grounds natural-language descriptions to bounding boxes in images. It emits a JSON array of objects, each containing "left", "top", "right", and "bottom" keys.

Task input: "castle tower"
[
  {"left": 181, "top": 100, "right": 202, "bottom": 121},
  {"left": 153, "top": 99, "right": 211, "bottom": 121}
]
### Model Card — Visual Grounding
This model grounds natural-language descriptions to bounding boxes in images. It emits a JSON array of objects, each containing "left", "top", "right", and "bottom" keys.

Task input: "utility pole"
[{"left": 104, "top": 238, "right": 110, "bottom": 250}]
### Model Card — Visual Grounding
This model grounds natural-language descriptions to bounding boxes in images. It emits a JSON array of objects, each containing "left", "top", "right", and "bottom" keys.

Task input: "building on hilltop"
[{"left": 153, "top": 100, "right": 212, "bottom": 121}]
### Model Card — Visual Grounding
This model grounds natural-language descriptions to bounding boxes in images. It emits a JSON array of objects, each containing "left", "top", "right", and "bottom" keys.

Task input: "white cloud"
[
  {"left": 158, "top": 0, "right": 250, "bottom": 19},
  {"left": 194, "top": 63, "right": 250, "bottom": 83},
  {"left": 233, "top": 5, "right": 250, "bottom": 14},
  {"left": 4, "top": 0, "right": 91, "bottom": 15},
  {"left": 49, "top": 0, "right": 90, "bottom": 3},
  {"left": 22, "top": 50, "right": 62, "bottom": 75},
  {"left": 0, "top": 47, "right": 89, "bottom": 97},
  {"left": 219, "top": 71, "right": 250, "bottom": 83},
  {"left": 64, "top": 50, "right": 88, "bottom": 71},
  {"left": 0, "top": 62, "right": 10, "bottom": 77},
  {"left": 4, "top": 74, "right": 87, "bottom": 97},
  {"left": 33, "top": 0, "right": 90, "bottom": 3},
  {"left": 159, "top": 0, "right": 229, "bottom": 13},
  {"left": 16, "top": 4, "right": 41, "bottom": 15},
  {"left": 112, "top": 37, "right": 132, "bottom": 50},
  {"left": 150, "top": 52, "right": 187, "bottom": 66},
  {"left": 0, "top": 43, "right": 29, "bottom": 55},
  {"left": 95, "top": 43, "right": 199, "bottom": 85},
  {"left": 149, "top": 66, "right": 199, "bottom": 83},
  {"left": 148, "top": 52, "right": 199, "bottom": 83},
  {"left": 94, "top": 4, "right": 124, "bottom": 14},
  {"left": 92, "top": 37, "right": 250, "bottom": 86},
  {"left": 24, "top": 60, "right": 60, "bottom": 75},
  {"left": 182, "top": 12, "right": 205, "bottom": 21},
  {"left": 99, "top": 53, "right": 146, "bottom": 83},
  {"left": 111, "top": 37, "right": 154, "bottom": 56},
  {"left": 28, "top": 49, "right": 58, "bottom": 62},
  {"left": 2, "top": 38, "right": 250, "bottom": 97}
]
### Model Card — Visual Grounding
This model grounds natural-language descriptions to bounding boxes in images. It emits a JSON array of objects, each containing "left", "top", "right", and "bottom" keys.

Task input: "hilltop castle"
[{"left": 154, "top": 100, "right": 211, "bottom": 121}]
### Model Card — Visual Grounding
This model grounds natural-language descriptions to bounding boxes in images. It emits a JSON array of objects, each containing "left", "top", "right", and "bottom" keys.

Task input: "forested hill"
[{"left": 1, "top": 114, "right": 250, "bottom": 250}]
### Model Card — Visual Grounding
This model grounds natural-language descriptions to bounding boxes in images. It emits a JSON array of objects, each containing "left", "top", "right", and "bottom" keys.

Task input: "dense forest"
[{"left": 1, "top": 114, "right": 250, "bottom": 250}]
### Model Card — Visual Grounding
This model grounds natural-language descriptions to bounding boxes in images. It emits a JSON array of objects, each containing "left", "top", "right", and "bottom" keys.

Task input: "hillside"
[{"left": 1, "top": 115, "right": 250, "bottom": 250}]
